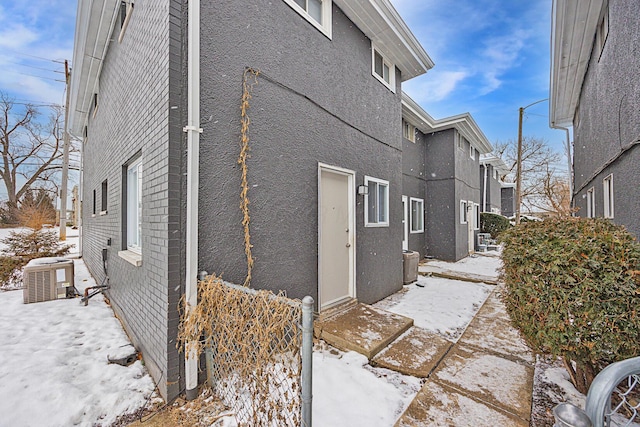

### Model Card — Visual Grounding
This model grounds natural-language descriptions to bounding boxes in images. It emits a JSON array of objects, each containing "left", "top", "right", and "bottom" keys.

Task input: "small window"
[
  {"left": 92, "top": 189, "right": 97, "bottom": 216},
  {"left": 494, "top": 169, "right": 498, "bottom": 180},
  {"left": 283, "top": 0, "right": 332, "bottom": 37},
  {"left": 100, "top": 179, "right": 108, "bottom": 214},
  {"left": 403, "top": 120, "right": 415, "bottom": 142},
  {"left": 410, "top": 197, "right": 424, "bottom": 233},
  {"left": 372, "top": 45, "right": 395, "bottom": 92},
  {"left": 91, "top": 93, "right": 98, "bottom": 118},
  {"left": 596, "top": 4, "right": 609, "bottom": 59},
  {"left": 586, "top": 187, "right": 595, "bottom": 218},
  {"left": 456, "top": 132, "right": 465, "bottom": 151},
  {"left": 603, "top": 174, "right": 614, "bottom": 218},
  {"left": 470, "top": 145, "right": 475, "bottom": 160},
  {"left": 365, "top": 176, "right": 389, "bottom": 227},
  {"left": 473, "top": 203, "right": 480, "bottom": 230},
  {"left": 460, "top": 200, "right": 468, "bottom": 224},
  {"left": 126, "top": 157, "right": 143, "bottom": 253},
  {"left": 118, "top": 1, "right": 134, "bottom": 43}
]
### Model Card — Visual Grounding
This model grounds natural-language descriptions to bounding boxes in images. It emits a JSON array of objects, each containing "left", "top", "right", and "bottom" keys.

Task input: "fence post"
[{"left": 301, "top": 296, "right": 314, "bottom": 427}]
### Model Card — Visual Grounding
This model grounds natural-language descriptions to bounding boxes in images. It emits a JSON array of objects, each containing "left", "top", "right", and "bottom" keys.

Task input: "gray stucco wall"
[
  {"left": 453, "top": 133, "right": 481, "bottom": 261},
  {"left": 197, "top": 0, "right": 404, "bottom": 306},
  {"left": 572, "top": 0, "right": 640, "bottom": 237},
  {"left": 501, "top": 187, "right": 515, "bottom": 217},
  {"left": 80, "top": 0, "right": 185, "bottom": 400},
  {"left": 424, "top": 130, "right": 456, "bottom": 260},
  {"left": 402, "top": 131, "right": 427, "bottom": 257},
  {"left": 480, "top": 164, "right": 502, "bottom": 213}
]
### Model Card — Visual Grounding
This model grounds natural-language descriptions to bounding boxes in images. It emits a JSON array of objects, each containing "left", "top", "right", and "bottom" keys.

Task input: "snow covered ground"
[
  {"left": 0, "top": 250, "right": 155, "bottom": 426},
  {"left": 0, "top": 233, "right": 595, "bottom": 426}
]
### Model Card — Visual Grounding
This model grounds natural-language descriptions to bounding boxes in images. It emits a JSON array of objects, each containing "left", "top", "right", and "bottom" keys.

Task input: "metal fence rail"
[
  {"left": 554, "top": 356, "right": 640, "bottom": 427},
  {"left": 203, "top": 281, "right": 313, "bottom": 427}
]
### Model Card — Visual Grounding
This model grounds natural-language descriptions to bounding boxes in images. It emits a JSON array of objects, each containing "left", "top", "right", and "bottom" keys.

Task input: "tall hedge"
[
  {"left": 499, "top": 217, "right": 640, "bottom": 393},
  {"left": 480, "top": 212, "right": 510, "bottom": 238}
]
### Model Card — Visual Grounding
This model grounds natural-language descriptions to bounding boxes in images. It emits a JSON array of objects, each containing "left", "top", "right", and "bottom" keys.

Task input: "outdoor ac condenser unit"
[{"left": 23, "top": 257, "right": 74, "bottom": 304}]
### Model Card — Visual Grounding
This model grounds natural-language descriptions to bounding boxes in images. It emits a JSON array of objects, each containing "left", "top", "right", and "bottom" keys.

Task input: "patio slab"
[
  {"left": 432, "top": 344, "right": 534, "bottom": 421},
  {"left": 395, "top": 380, "right": 529, "bottom": 427},
  {"left": 315, "top": 303, "right": 413, "bottom": 359},
  {"left": 456, "top": 290, "right": 534, "bottom": 364},
  {"left": 371, "top": 327, "right": 452, "bottom": 377}
]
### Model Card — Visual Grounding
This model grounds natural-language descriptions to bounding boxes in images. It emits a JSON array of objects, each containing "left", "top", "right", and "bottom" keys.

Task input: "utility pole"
[
  {"left": 515, "top": 107, "right": 524, "bottom": 225},
  {"left": 515, "top": 98, "right": 548, "bottom": 225},
  {"left": 60, "top": 60, "right": 71, "bottom": 240}
]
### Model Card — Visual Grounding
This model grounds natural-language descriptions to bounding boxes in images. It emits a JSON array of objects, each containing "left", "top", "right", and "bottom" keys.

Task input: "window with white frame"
[
  {"left": 473, "top": 203, "right": 480, "bottom": 230},
  {"left": 586, "top": 187, "right": 595, "bottom": 218},
  {"left": 403, "top": 120, "right": 416, "bottom": 142},
  {"left": 470, "top": 145, "right": 475, "bottom": 160},
  {"left": 126, "top": 157, "right": 143, "bottom": 253},
  {"left": 284, "top": 0, "right": 332, "bottom": 38},
  {"left": 456, "top": 132, "right": 465, "bottom": 151},
  {"left": 460, "top": 200, "right": 468, "bottom": 224},
  {"left": 365, "top": 176, "right": 389, "bottom": 227},
  {"left": 372, "top": 46, "right": 395, "bottom": 92},
  {"left": 118, "top": 1, "right": 134, "bottom": 43},
  {"left": 410, "top": 197, "right": 424, "bottom": 233},
  {"left": 603, "top": 174, "right": 614, "bottom": 218}
]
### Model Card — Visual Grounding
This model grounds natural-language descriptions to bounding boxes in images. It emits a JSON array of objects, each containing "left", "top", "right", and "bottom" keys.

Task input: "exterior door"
[
  {"left": 319, "top": 165, "right": 355, "bottom": 310},
  {"left": 467, "top": 201, "right": 475, "bottom": 254},
  {"left": 402, "top": 196, "right": 409, "bottom": 251}
]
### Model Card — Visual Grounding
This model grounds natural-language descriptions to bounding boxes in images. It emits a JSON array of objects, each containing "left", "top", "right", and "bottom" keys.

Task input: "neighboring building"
[
  {"left": 479, "top": 154, "right": 510, "bottom": 214},
  {"left": 550, "top": 0, "right": 640, "bottom": 237},
  {"left": 402, "top": 94, "right": 492, "bottom": 261},
  {"left": 69, "top": 0, "right": 434, "bottom": 400},
  {"left": 501, "top": 184, "right": 516, "bottom": 218}
]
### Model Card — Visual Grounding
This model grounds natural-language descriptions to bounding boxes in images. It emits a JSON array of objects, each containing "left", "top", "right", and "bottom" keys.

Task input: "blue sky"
[{"left": 0, "top": 0, "right": 566, "bottom": 153}]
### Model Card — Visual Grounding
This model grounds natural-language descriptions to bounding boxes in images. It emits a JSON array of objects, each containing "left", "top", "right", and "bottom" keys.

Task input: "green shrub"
[
  {"left": 480, "top": 212, "right": 510, "bottom": 238},
  {"left": 0, "top": 229, "right": 71, "bottom": 289},
  {"left": 499, "top": 217, "right": 640, "bottom": 393}
]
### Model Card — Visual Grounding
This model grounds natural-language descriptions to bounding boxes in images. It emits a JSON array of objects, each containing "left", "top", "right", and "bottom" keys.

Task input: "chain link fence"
[
  {"left": 201, "top": 279, "right": 313, "bottom": 427},
  {"left": 605, "top": 374, "right": 639, "bottom": 427}
]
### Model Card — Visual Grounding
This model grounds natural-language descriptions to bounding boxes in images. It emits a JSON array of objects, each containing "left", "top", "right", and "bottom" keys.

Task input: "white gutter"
[
  {"left": 184, "top": 0, "right": 202, "bottom": 401},
  {"left": 482, "top": 161, "right": 488, "bottom": 213}
]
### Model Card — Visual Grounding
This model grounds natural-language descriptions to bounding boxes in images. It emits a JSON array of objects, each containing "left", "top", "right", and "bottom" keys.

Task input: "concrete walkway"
[{"left": 316, "top": 261, "right": 535, "bottom": 426}]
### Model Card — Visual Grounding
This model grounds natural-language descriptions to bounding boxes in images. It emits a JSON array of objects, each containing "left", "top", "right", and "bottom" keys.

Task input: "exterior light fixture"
[{"left": 357, "top": 185, "right": 369, "bottom": 195}]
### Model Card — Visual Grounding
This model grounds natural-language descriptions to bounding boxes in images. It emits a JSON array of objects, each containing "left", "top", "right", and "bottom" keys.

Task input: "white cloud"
[
  {"left": 478, "top": 29, "right": 530, "bottom": 94},
  {"left": 0, "top": 24, "right": 38, "bottom": 50},
  {"left": 405, "top": 69, "right": 470, "bottom": 104}
]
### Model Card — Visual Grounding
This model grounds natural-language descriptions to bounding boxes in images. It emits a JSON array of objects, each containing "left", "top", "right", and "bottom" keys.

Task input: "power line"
[
  {"left": 2, "top": 60, "right": 65, "bottom": 74},
  {"left": 3, "top": 49, "right": 67, "bottom": 64},
  {"left": 16, "top": 72, "right": 66, "bottom": 83}
]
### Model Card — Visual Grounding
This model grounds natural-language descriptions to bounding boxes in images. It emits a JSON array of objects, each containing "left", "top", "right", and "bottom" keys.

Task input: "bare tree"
[
  {"left": 0, "top": 93, "right": 67, "bottom": 212},
  {"left": 529, "top": 164, "right": 573, "bottom": 217},
  {"left": 494, "top": 136, "right": 567, "bottom": 215}
]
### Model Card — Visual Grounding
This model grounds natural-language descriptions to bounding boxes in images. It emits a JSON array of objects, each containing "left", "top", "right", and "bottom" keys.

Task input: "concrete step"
[
  {"left": 371, "top": 327, "right": 452, "bottom": 378},
  {"left": 315, "top": 303, "right": 413, "bottom": 360}
]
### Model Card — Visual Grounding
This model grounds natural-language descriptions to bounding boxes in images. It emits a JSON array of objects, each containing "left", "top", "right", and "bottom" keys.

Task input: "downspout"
[
  {"left": 482, "top": 162, "right": 488, "bottom": 213},
  {"left": 184, "top": 0, "right": 202, "bottom": 401},
  {"left": 551, "top": 124, "right": 573, "bottom": 207}
]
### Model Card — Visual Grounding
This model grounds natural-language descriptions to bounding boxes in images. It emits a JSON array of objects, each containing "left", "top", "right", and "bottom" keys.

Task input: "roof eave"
[
  {"left": 402, "top": 92, "right": 493, "bottom": 154},
  {"left": 69, "top": 0, "right": 119, "bottom": 135},
  {"left": 334, "top": 0, "right": 434, "bottom": 81},
  {"left": 549, "top": 0, "right": 603, "bottom": 128}
]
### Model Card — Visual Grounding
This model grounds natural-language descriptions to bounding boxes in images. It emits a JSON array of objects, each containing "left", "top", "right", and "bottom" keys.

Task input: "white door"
[
  {"left": 402, "top": 196, "right": 409, "bottom": 251},
  {"left": 319, "top": 165, "right": 355, "bottom": 310},
  {"left": 467, "top": 201, "right": 475, "bottom": 254}
]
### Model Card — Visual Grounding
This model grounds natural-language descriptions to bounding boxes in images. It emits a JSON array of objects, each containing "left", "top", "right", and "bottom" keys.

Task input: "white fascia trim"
[
  {"left": 334, "top": 0, "right": 433, "bottom": 81},
  {"left": 401, "top": 92, "right": 493, "bottom": 154},
  {"left": 549, "top": 0, "right": 603, "bottom": 128},
  {"left": 69, "top": 0, "right": 120, "bottom": 135}
]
